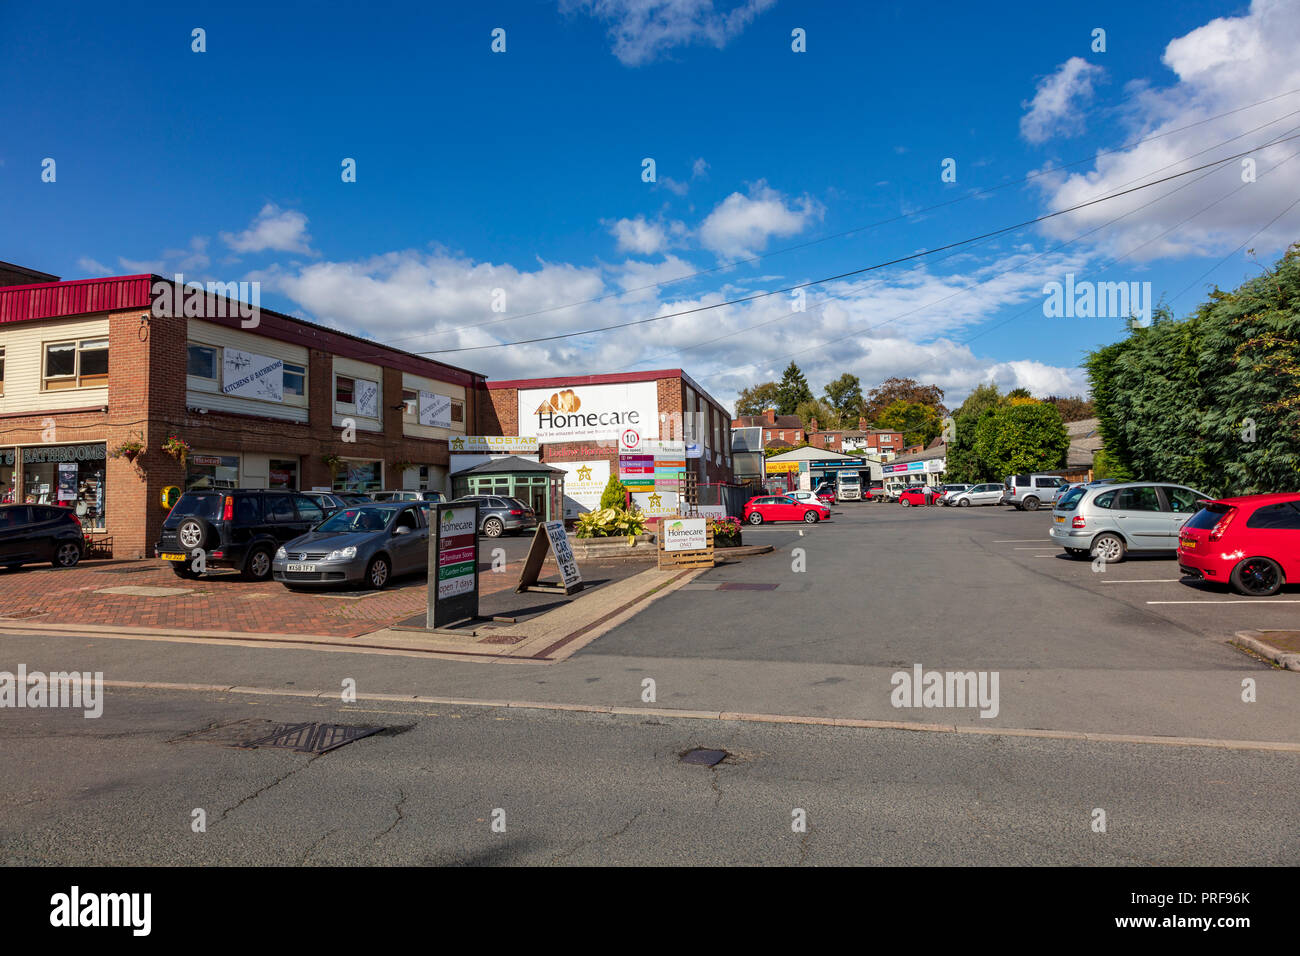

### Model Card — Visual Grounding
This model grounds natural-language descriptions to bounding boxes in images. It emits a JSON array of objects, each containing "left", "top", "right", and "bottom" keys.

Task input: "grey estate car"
[
  {"left": 1049, "top": 481, "right": 1212, "bottom": 563},
  {"left": 273, "top": 502, "right": 429, "bottom": 590}
]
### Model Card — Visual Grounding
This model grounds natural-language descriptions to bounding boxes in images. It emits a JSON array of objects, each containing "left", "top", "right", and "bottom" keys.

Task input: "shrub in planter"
[
  {"left": 709, "top": 515, "right": 743, "bottom": 547},
  {"left": 599, "top": 475, "right": 630, "bottom": 510},
  {"left": 574, "top": 507, "right": 647, "bottom": 539}
]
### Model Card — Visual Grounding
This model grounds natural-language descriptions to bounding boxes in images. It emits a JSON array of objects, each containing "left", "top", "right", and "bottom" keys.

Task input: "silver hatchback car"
[
  {"left": 272, "top": 502, "right": 430, "bottom": 589},
  {"left": 1049, "top": 481, "right": 1212, "bottom": 562}
]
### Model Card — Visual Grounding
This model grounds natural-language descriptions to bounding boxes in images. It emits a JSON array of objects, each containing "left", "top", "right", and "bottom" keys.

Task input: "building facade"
[
  {"left": 483, "top": 369, "right": 735, "bottom": 516},
  {"left": 0, "top": 271, "right": 488, "bottom": 558}
]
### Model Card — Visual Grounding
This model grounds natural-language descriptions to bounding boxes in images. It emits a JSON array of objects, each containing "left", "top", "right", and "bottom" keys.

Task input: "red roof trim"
[
  {"left": 0, "top": 275, "right": 153, "bottom": 324},
  {"left": 486, "top": 369, "right": 685, "bottom": 390}
]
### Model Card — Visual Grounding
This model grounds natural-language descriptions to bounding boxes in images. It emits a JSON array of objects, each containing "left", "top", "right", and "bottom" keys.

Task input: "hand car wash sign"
[{"left": 517, "top": 382, "right": 659, "bottom": 443}]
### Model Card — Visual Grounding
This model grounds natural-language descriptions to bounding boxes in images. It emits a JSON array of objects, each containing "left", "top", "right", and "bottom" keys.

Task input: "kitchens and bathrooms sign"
[
  {"left": 517, "top": 382, "right": 659, "bottom": 443},
  {"left": 222, "top": 348, "right": 283, "bottom": 402}
]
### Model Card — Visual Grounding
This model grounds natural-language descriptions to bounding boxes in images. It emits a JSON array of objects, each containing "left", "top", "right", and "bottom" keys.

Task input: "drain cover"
[
  {"left": 681, "top": 747, "right": 728, "bottom": 766},
  {"left": 237, "top": 722, "right": 383, "bottom": 754}
]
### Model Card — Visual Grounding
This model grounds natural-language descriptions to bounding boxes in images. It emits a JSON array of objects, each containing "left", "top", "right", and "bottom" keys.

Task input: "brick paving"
[{"left": 0, "top": 557, "right": 566, "bottom": 638}]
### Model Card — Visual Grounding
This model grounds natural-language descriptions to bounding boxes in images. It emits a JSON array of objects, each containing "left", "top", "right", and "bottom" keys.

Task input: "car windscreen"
[
  {"left": 316, "top": 507, "right": 394, "bottom": 533},
  {"left": 170, "top": 494, "right": 223, "bottom": 519},
  {"left": 1055, "top": 488, "right": 1086, "bottom": 511},
  {"left": 341, "top": 495, "right": 372, "bottom": 505},
  {"left": 1183, "top": 504, "right": 1230, "bottom": 530}
]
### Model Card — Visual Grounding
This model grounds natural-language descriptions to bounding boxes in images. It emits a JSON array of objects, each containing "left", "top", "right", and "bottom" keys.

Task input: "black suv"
[
  {"left": 155, "top": 489, "right": 327, "bottom": 580},
  {"left": 0, "top": 504, "right": 84, "bottom": 570}
]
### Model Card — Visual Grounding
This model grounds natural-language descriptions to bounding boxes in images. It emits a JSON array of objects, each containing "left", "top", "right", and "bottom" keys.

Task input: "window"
[
  {"left": 335, "top": 376, "right": 355, "bottom": 405},
  {"left": 234, "top": 496, "right": 262, "bottom": 524},
  {"left": 1093, "top": 491, "right": 1117, "bottom": 509},
  {"left": 283, "top": 363, "right": 306, "bottom": 397},
  {"left": 43, "top": 339, "right": 108, "bottom": 390},
  {"left": 187, "top": 344, "right": 218, "bottom": 380},
  {"left": 293, "top": 495, "right": 324, "bottom": 524},
  {"left": 0, "top": 345, "right": 5, "bottom": 396},
  {"left": 264, "top": 495, "right": 296, "bottom": 522},
  {"left": 1246, "top": 502, "right": 1300, "bottom": 530},
  {"left": 779, "top": 431, "right": 785, "bottom": 441},
  {"left": 1164, "top": 487, "right": 1205, "bottom": 514},
  {"left": 450, "top": 400, "right": 464, "bottom": 424},
  {"left": 1115, "top": 486, "right": 1161, "bottom": 511}
]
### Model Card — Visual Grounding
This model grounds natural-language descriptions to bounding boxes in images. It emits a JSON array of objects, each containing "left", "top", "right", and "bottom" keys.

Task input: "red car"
[
  {"left": 744, "top": 494, "right": 830, "bottom": 525},
  {"left": 1177, "top": 493, "right": 1300, "bottom": 596},
  {"left": 898, "top": 487, "right": 936, "bottom": 507},
  {"left": 815, "top": 485, "right": 836, "bottom": 506}
]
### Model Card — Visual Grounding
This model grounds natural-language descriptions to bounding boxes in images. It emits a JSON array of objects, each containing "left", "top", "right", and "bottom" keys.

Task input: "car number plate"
[
  {"left": 1180, "top": 539, "right": 1196, "bottom": 550},
  {"left": 1053, "top": 515, "right": 1065, "bottom": 523},
  {"left": 286, "top": 564, "right": 317, "bottom": 572},
  {"left": 160, "top": 552, "right": 187, "bottom": 562}
]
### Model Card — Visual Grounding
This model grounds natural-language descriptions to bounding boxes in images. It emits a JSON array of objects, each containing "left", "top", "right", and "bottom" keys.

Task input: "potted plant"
[
  {"left": 709, "top": 515, "right": 743, "bottom": 548},
  {"left": 110, "top": 440, "right": 145, "bottom": 463},
  {"left": 162, "top": 434, "right": 191, "bottom": 465},
  {"left": 322, "top": 454, "right": 343, "bottom": 475}
]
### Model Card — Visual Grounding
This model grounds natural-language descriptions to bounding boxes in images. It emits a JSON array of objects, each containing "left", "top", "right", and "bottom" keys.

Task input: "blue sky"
[{"left": 4, "top": 0, "right": 1299, "bottom": 411}]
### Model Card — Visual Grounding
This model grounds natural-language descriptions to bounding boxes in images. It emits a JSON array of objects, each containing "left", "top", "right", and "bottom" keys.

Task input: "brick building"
[
  {"left": 0, "top": 270, "right": 489, "bottom": 558},
  {"left": 732, "top": 408, "right": 805, "bottom": 447},
  {"left": 482, "top": 369, "right": 735, "bottom": 516}
]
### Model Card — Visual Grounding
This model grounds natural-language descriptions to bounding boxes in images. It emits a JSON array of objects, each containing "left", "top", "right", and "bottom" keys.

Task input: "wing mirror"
[{"left": 393, "top": 525, "right": 411, "bottom": 536}]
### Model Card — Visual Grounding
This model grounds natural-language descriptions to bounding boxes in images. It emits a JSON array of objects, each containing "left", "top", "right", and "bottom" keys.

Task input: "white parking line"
[
  {"left": 1147, "top": 600, "right": 1300, "bottom": 605},
  {"left": 1100, "top": 579, "right": 1181, "bottom": 584},
  {"left": 1015, "top": 547, "right": 1057, "bottom": 550},
  {"left": 995, "top": 540, "right": 1049, "bottom": 543}
]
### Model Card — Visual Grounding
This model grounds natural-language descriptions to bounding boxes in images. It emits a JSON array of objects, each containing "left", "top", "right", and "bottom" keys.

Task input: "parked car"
[
  {"left": 0, "top": 504, "right": 84, "bottom": 570},
  {"left": 814, "top": 484, "right": 837, "bottom": 506},
  {"left": 787, "top": 489, "right": 827, "bottom": 509},
  {"left": 948, "top": 482, "right": 1006, "bottom": 507},
  {"left": 937, "top": 483, "right": 972, "bottom": 505},
  {"left": 272, "top": 502, "right": 429, "bottom": 591},
  {"left": 1004, "top": 474, "right": 1070, "bottom": 511},
  {"left": 371, "top": 489, "right": 447, "bottom": 503},
  {"left": 1177, "top": 493, "right": 1300, "bottom": 596},
  {"left": 1049, "top": 482, "right": 1212, "bottom": 563},
  {"left": 743, "top": 495, "right": 829, "bottom": 524},
  {"left": 898, "top": 486, "right": 937, "bottom": 507},
  {"left": 155, "top": 489, "right": 330, "bottom": 580},
  {"left": 1053, "top": 478, "right": 1117, "bottom": 505},
  {"left": 449, "top": 495, "right": 539, "bottom": 537},
  {"left": 300, "top": 491, "right": 373, "bottom": 517}
]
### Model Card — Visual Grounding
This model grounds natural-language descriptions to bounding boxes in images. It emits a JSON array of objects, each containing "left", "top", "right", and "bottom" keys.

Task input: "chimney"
[
  {"left": 809, "top": 417, "right": 818, "bottom": 433},
  {"left": 858, "top": 416, "right": 867, "bottom": 431},
  {"left": 763, "top": 407, "right": 776, "bottom": 425}
]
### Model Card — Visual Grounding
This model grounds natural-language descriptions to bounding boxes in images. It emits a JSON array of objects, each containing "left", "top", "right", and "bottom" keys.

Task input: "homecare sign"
[{"left": 517, "top": 382, "right": 659, "bottom": 443}]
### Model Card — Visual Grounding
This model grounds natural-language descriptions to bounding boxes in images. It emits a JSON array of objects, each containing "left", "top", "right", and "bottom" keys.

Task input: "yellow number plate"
[{"left": 160, "top": 553, "right": 187, "bottom": 562}]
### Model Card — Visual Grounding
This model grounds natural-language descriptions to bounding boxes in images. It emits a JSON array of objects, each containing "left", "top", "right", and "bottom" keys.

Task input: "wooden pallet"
[{"left": 657, "top": 526, "right": 715, "bottom": 570}]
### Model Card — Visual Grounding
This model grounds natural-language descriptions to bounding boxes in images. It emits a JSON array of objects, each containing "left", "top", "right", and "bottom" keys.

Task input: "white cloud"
[
  {"left": 563, "top": 0, "right": 776, "bottom": 66},
  {"left": 77, "top": 257, "right": 113, "bottom": 276},
  {"left": 691, "top": 157, "right": 710, "bottom": 179},
  {"left": 1032, "top": 0, "right": 1300, "bottom": 260},
  {"left": 221, "top": 203, "right": 314, "bottom": 254},
  {"left": 698, "top": 181, "right": 822, "bottom": 259},
  {"left": 1020, "top": 57, "right": 1105, "bottom": 144},
  {"left": 607, "top": 215, "right": 686, "bottom": 254}
]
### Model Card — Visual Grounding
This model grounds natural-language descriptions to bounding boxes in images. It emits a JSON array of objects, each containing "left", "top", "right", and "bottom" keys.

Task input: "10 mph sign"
[{"left": 620, "top": 428, "right": 641, "bottom": 451}]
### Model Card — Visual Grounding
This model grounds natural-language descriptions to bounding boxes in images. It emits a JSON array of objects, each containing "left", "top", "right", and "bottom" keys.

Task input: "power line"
[{"left": 423, "top": 129, "right": 1300, "bottom": 355}]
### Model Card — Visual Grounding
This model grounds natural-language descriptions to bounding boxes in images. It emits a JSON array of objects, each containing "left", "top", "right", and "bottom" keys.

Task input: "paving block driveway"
[{"left": 0, "top": 535, "right": 579, "bottom": 638}]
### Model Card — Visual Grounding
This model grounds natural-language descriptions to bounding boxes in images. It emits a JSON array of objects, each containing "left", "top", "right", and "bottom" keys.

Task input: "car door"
[
  {"left": 1159, "top": 486, "right": 1211, "bottom": 547},
  {"left": 1244, "top": 501, "right": 1300, "bottom": 579},
  {"left": 388, "top": 507, "right": 425, "bottom": 573},
  {"left": 1111, "top": 485, "right": 1168, "bottom": 549},
  {"left": 293, "top": 494, "right": 326, "bottom": 532},
  {"left": 29, "top": 507, "right": 62, "bottom": 561},
  {"left": 0, "top": 506, "right": 33, "bottom": 563},
  {"left": 263, "top": 494, "right": 302, "bottom": 548}
]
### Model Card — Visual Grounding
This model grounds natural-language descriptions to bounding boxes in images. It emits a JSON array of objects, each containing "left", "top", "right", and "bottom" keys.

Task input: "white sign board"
[
  {"left": 544, "top": 521, "right": 583, "bottom": 591},
  {"left": 354, "top": 379, "right": 379, "bottom": 419},
  {"left": 632, "top": 491, "right": 680, "bottom": 518},
  {"left": 222, "top": 348, "right": 283, "bottom": 402},
  {"left": 559, "top": 459, "right": 609, "bottom": 517},
  {"left": 518, "top": 381, "right": 659, "bottom": 443},
  {"left": 693, "top": 504, "right": 727, "bottom": 521},
  {"left": 661, "top": 517, "right": 707, "bottom": 552},
  {"left": 449, "top": 436, "right": 539, "bottom": 454},
  {"left": 418, "top": 390, "right": 452, "bottom": 428}
]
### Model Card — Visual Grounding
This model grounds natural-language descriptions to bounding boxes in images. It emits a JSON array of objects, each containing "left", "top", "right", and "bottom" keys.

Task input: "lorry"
[{"left": 838, "top": 472, "right": 863, "bottom": 501}]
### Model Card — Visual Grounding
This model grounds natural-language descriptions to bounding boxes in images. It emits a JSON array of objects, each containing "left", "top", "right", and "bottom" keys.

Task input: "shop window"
[
  {"left": 18, "top": 444, "right": 107, "bottom": 528},
  {"left": 450, "top": 400, "right": 464, "bottom": 424},
  {"left": 333, "top": 459, "right": 380, "bottom": 493},
  {"left": 187, "top": 454, "right": 240, "bottom": 491},
  {"left": 269, "top": 459, "right": 298, "bottom": 490},
  {"left": 335, "top": 376, "right": 355, "bottom": 406},
  {"left": 43, "top": 339, "right": 108, "bottom": 390},
  {"left": 283, "top": 363, "right": 306, "bottom": 397},
  {"left": 187, "top": 344, "right": 218, "bottom": 380}
]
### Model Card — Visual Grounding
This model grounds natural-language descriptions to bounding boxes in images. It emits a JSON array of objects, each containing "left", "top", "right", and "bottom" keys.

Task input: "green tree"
[
  {"left": 863, "top": 377, "right": 947, "bottom": 420},
  {"left": 953, "top": 382, "right": 1005, "bottom": 421},
  {"left": 971, "top": 402, "right": 1069, "bottom": 477},
  {"left": 735, "top": 381, "right": 780, "bottom": 417},
  {"left": 944, "top": 384, "right": 1007, "bottom": 482},
  {"left": 776, "top": 362, "right": 814, "bottom": 415},
  {"left": 876, "top": 399, "right": 942, "bottom": 448},
  {"left": 822, "top": 373, "right": 864, "bottom": 426},
  {"left": 1045, "top": 394, "right": 1095, "bottom": 422},
  {"left": 795, "top": 397, "right": 839, "bottom": 432},
  {"left": 599, "top": 475, "right": 629, "bottom": 510}
]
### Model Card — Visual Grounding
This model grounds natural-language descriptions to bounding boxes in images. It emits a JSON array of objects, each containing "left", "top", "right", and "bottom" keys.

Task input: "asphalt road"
[{"left": 2, "top": 686, "right": 1296, "bottom": 866}]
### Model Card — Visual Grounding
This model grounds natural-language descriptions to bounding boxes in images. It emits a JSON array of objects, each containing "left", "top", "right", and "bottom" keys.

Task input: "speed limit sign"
[{"left": 620, "top": 428, "right": 641, "bottom": 451}]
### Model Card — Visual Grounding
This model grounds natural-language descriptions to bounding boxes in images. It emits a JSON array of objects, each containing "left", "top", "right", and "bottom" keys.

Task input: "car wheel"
[
  {"left": 1230, "top": 557, "right": 1284, "bottom": 597},
  {"left": 1022, "top": 496, "right": 1040, "bottom": 511},
  {"left": 957, "top": 498, "right": 970, "bottom": 507},
  {"left": 52, "top": 541, "right": 82, "bottom": 568},
  {"left": 803, "top": 511, "right": 819, "bottom": 523},
  {"left": 241, "top": 545, "right": 274, "bottom": 581},
  {"left": 1090, "top": 533, "right": 1126, "bottom": 564},
  {"left": 747, "top": 512, "right": 763, "bottom": 525},
  {"left": 171, "top": 562, "right": 201, "bottom": 579},
  {"left": 900, "top": 499, "right": 911, "bottom": 507},
  {"left": 483, "top": 517, "right": 504, "bottom": 538},
  {"left": 176, "top": 516, "right": 214, "bottom": 551},
  {"left": 365, "top": 554, "right": 391, "bottom": 590}
]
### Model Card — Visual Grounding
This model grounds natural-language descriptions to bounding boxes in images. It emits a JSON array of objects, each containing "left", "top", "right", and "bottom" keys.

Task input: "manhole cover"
[
  {"left": 92, "top": 566, "right": 156, "bottom": 574},
  {"left": 238, "top": 722, "right": 383, "bottom": 754},
  {"left": 680, "top": 747, "right": 728, "bottom": 766},
  {"left": 95, "top": 585, "right": 193, "bottom": 597}
]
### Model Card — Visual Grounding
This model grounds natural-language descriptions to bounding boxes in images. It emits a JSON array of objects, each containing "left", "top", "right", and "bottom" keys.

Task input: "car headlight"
[
  {"left": 326, "top": 546, "right": 357, "bottom": 561},
  {"left": 275, "top": 546, "right": 287, "bottom": 559}
]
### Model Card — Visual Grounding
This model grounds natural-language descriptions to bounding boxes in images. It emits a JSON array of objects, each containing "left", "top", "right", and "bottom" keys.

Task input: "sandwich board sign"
[
  {"left": 427, "top": 502, "right": 480, "bottom": 628},
  {"left": 516, "top": 520, "right": 584, "bottom": 596}
]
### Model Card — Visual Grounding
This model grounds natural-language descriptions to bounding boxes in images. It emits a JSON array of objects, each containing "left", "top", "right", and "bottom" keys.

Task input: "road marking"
[
  {"left": 1015, "top": 546, "right": 1056, "bottom": 549},
  {"left": 1100, "top": 579, "right": 1181, "bottom": 584},
  {"left": 1147, "top": 600, "right": 1300, "bottom": 605},
  {"left": 90, "top": 680, "right": 1300, "bottom": 753},
  {"left": 995, "top": 539, "right": 1051, "bottom": 543}
]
